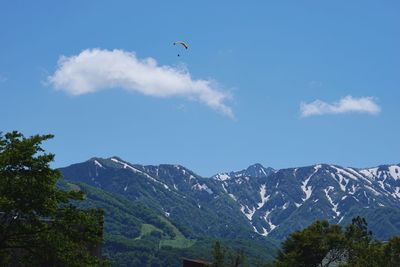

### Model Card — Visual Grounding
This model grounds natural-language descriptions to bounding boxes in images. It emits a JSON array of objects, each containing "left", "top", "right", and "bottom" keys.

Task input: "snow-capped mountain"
[
  {"left": 60, "top": 157, "right": 255, "bottom": 240},
  {"left": 60, "top": 158, "right": 400, "bottom": 241},
  {"left": 213, "top": 163, "right": 400, "bottom": 240}
]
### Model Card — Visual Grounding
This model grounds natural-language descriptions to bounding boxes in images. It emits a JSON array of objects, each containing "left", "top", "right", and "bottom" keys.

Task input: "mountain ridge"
[
  {"left": 85, "top": 156, "right": 400, "bottom": 180},
  {"left": 59, "top": 157, "right": 400, "bottom": 241}
]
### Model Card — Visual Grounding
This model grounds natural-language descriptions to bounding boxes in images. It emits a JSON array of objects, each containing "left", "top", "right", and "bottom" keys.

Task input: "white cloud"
[
  {"left": 48, "top": 48, "right": 233, "bottom": 117},
  {"left": 300, "top": 96, "right": 381, "bottom": 117}
]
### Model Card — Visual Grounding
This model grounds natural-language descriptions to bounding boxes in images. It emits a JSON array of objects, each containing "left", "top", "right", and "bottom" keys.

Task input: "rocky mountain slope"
[
  {"left": 60, "top": 157, "right": 400, "bottom": 241},
  {"left": 214, "top": 163, "right": 400, "bottom": 240}
]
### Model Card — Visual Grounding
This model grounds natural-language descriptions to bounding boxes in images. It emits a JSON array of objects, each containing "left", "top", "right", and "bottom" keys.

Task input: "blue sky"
[{"left": 1, "top": 1, "right": 399, "bottom": 176}]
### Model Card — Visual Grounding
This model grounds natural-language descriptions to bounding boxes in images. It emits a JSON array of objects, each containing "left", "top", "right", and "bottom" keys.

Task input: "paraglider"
[{"left": 173, "top": 41, "right": 188, "bottom": 56}]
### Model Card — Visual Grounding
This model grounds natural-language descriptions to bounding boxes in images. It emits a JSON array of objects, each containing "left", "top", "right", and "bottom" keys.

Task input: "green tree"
[
  {"left": 343, "top": 216, "right": 375, "bottom": 267},
  {"left": 345, "top": 216, "right": 372, "bottom": 245},
  {"left": 275, "top": 220, "right": 346, "bottom": 267},
  {"left": 213, "top": 241, "right": 226, "bottom": 267},
  {"left": 226, "top": 249, "right": 246, "bottom": 267},
  {"left": 212, "top": 241, "right": 248, "bottom": 267},
  {"left": 0, "top": 131, "right": 107, "bottom": 266},
  {"left": 382, "top": 236, "right": 400, "bottom": 267},
  {"left": 274, "top": 217, "right": 400, "bottom": 267}
]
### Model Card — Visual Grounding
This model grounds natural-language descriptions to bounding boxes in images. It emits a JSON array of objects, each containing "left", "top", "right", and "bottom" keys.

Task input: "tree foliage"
[
  {"left": 274, "top": 216, "right": 400, "bottom": 267},
  {"left": 275, "top": 220, "right": 346, "bottom": 267},
  {"left": 0, "top": 131, "right": 107, "bottom": 266},
  {"left": 212, "top": 241, "right": 247, "bottom": 267}
]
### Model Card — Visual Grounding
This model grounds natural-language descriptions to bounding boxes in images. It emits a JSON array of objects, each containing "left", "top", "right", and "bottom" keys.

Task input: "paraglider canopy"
[
  {"left": 173, "top": 41, "right": 188, "bottom": 56},
  {"left": 173, "top": 41, "right": 189, "bottom": 49}
]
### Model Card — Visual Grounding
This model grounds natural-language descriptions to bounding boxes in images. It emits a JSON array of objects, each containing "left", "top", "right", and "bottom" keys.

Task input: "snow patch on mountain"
[
  {"left": 330, "top": 172, "right": 348, "bottom": 192},
  {"left": 330, "top": 165, "right": 360, "bottom": 181},
  {"left": 391, "top": 187, "right": 400, "bottom": 199},
  {"left": 257, "top": 184, "right": 270, "bottom": 209},
  {"left": 365, "top": 185, "right": 381, "bottom": 196},
  {"left": 359, "top": 168, "right": 378, "bottom": 179},
  {"left": 301, "top": 165, "right": 321, "bottom": 201},
  {"left": 324, "top": 186, "right": 340, "bottom": 217},
  {"left": 282, "top": 202, "right": 289, "bottom": 210},
  {"left": 240, "top": 205, "right": 256, "bottom": 220},
  {"left": 260, "top": 227, "right": 269, "bottom": 236},
  {"left": 111, "top": 158, "right": 170, "bottom": 190},
  {"left": 260, "top": 208, "right": 277, "bottom": 236},
  {"left": 221, "top": 183, "right": 228, "bottom": 193},
  {"left": 94, "top": 160, "right": 104, "bottom": 168},
  {"left": 389, "top": 166, "right": 400, "bottom": 180},
  {"left": 192, "top": 183, "right": 213, "bottom": 194},
  {"left": 345, "top": 168, "right": 366, "bottom": 180},
  {"left": 349, "top": 184, "right": 357, "bottom": 195},
  {"left": 229, "top": 194, "right": 237, "bottom": 201}
]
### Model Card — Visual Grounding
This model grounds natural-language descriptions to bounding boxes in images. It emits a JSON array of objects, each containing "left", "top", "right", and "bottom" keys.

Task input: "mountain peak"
[
  {"left": 247, "top": 163, "right": 265, "bottom": 169},
  {"left": 108, "top": 156, "right": 125, "bottom": 162},
  {"left": 245, "top": 163, "right": 275, "bottom": 178}
]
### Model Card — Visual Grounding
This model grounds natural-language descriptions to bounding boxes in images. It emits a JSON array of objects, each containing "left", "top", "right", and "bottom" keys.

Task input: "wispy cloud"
[
  {"left": 300, "top": 96, "right": 381, "bottom": 117},
  {"left": 48, "top": 48, "right": 233, "bottom": 118}
]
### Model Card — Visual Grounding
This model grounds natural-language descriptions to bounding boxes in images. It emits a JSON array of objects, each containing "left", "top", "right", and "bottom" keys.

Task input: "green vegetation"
[
  {"left": 69, "top": 179, "right": 277, "bottom": 266},
  {"left": 206, "top": 217, "right": 400, "bottom": 267},
  {"left": 160, "top": 237, "right": 196, "bottom": 249},
  {"left": 274, "top": 216, "right": 400, "bottom": 267},
  {"left": 139, "top": 224, "right": 163, "bottom": 238},
  {"left": 158, "top": 216, "right": 196, "bottom": 249},
  {"left": 0, "top": 131, "right": 108, "bottom": 266}
]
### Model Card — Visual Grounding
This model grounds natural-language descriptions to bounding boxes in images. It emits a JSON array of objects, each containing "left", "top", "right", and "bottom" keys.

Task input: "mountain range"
[{"left": 59, "top": 157, "right": 400, "bottom": 265}]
